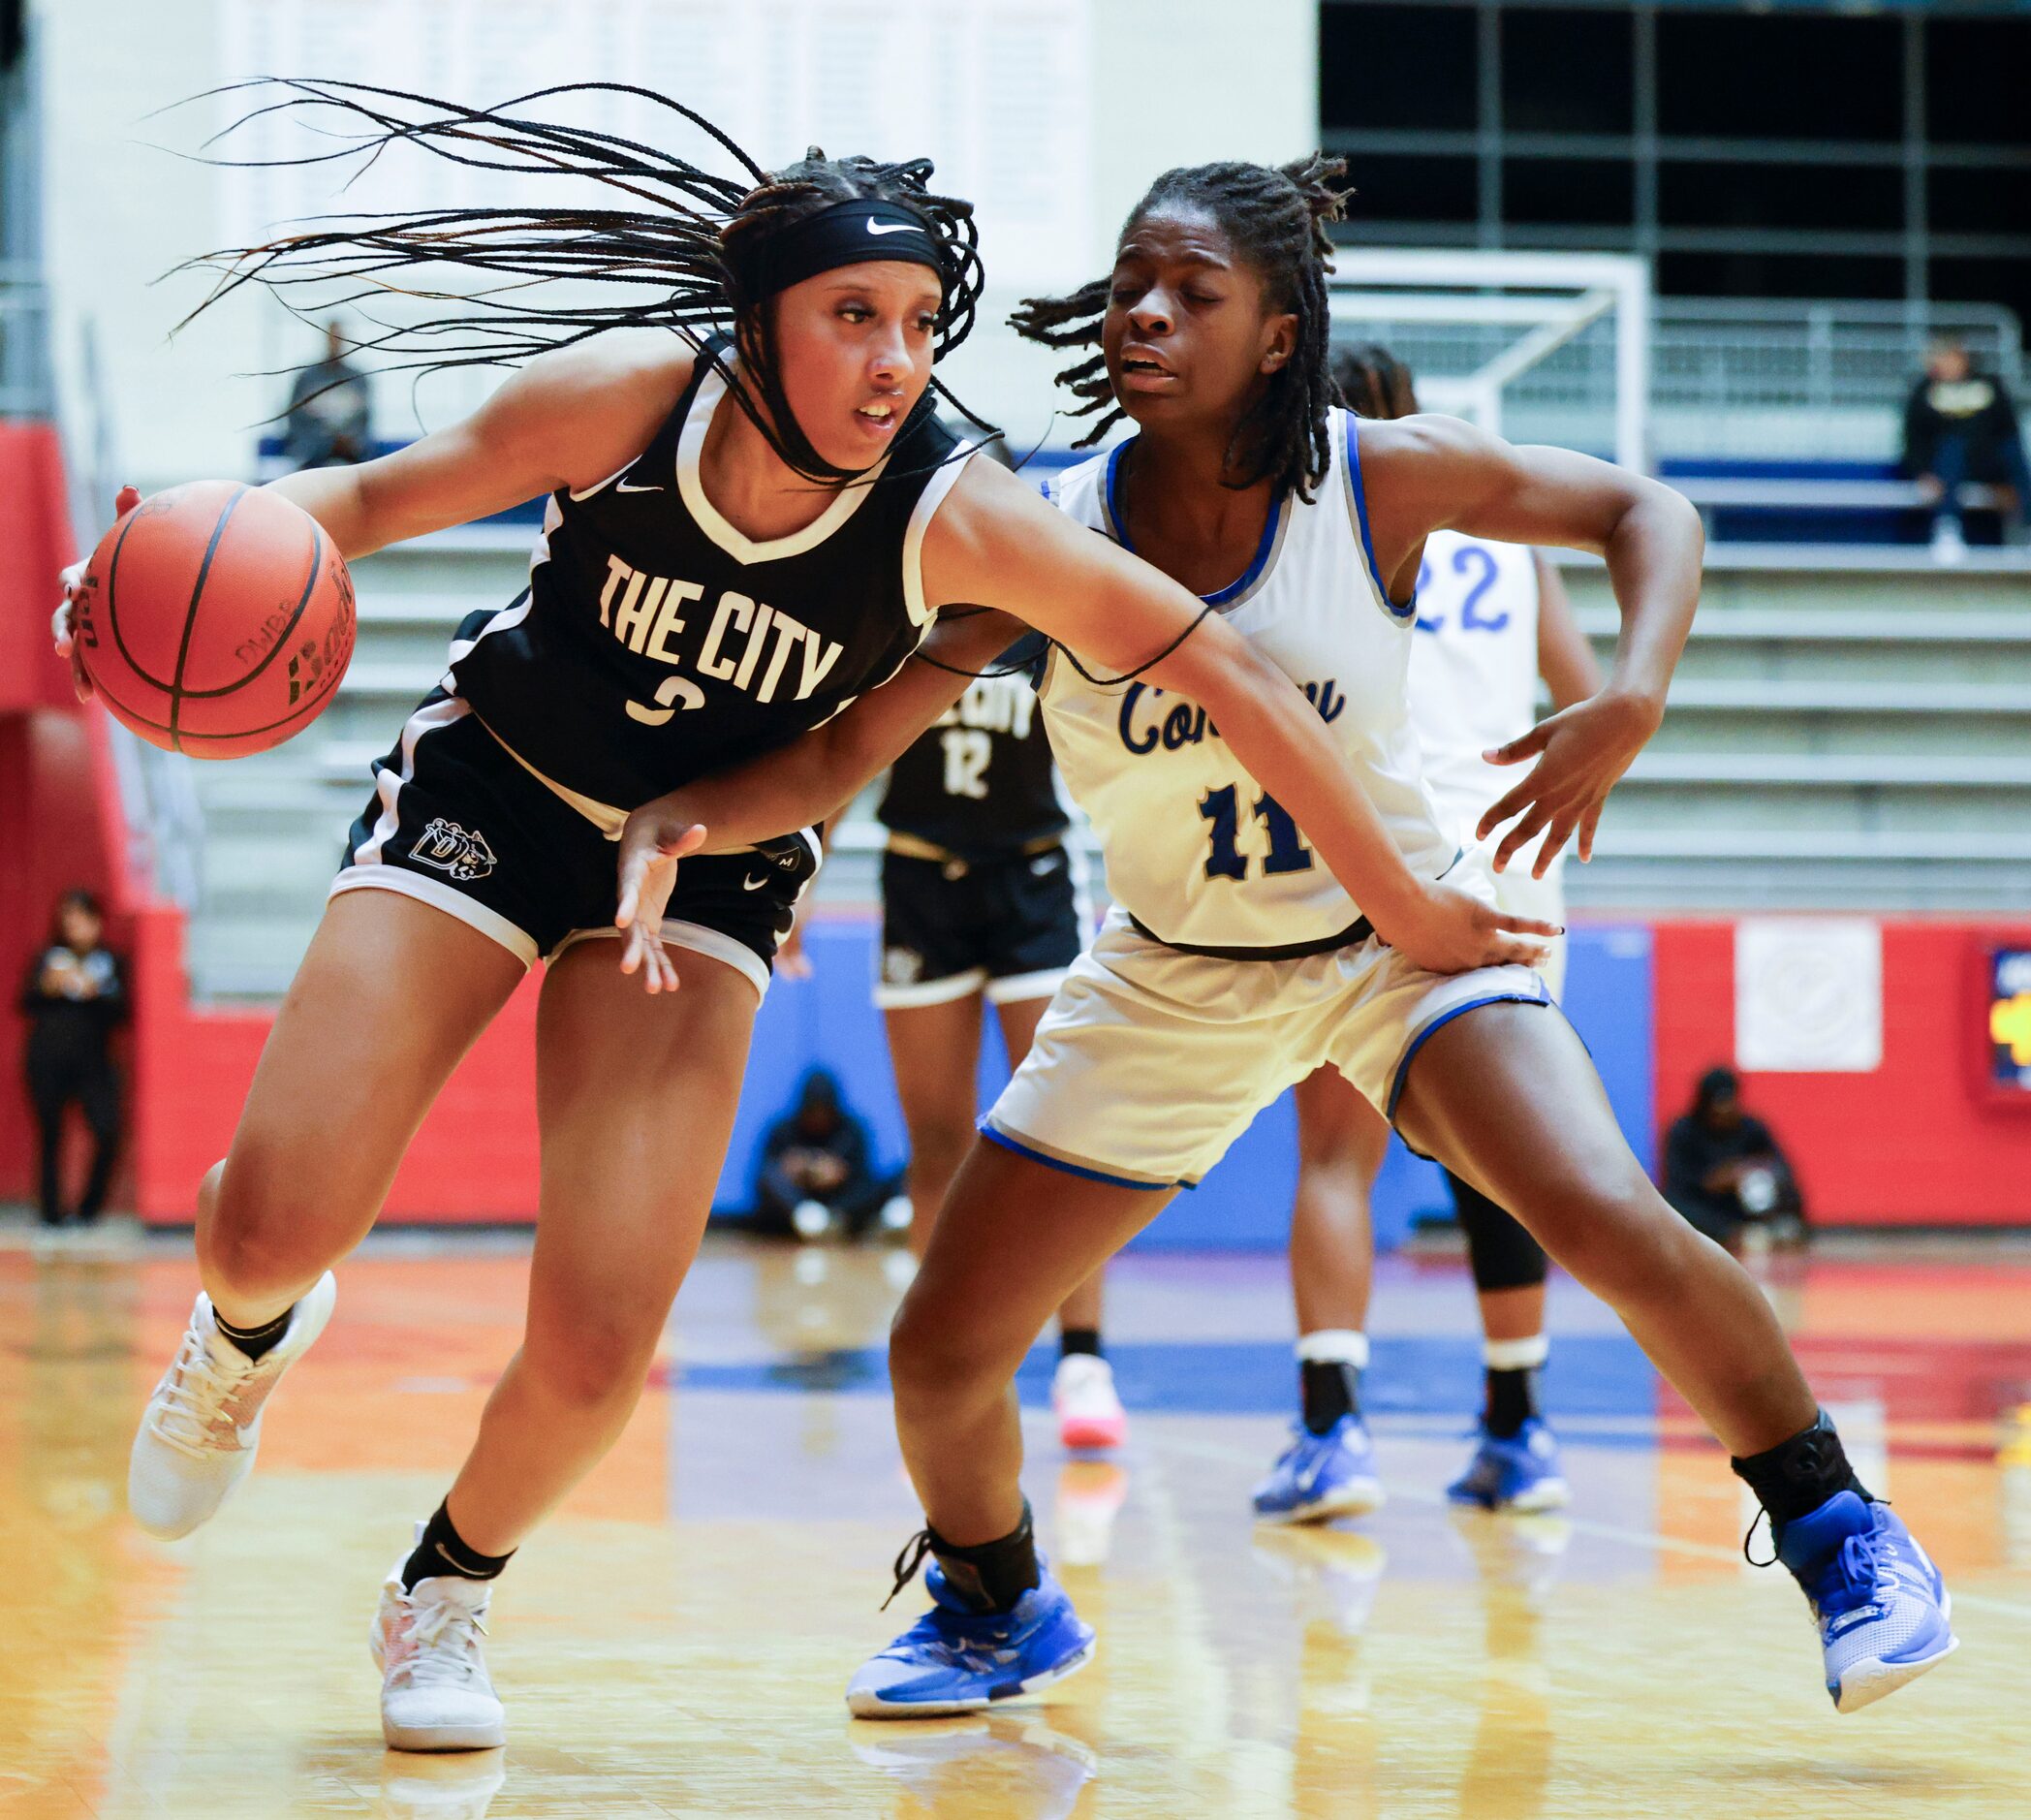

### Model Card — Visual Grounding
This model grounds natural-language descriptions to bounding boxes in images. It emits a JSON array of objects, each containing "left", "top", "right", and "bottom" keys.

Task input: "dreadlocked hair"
[
  {"left": 171, "top": 78, "right": 992, "bottom": 483},
  {"left": 1331, "top": 343, "right": 1418, "bottom": 421},
  {"left": 1010, "top": 153, "right": 1353, "bottom": 502}
]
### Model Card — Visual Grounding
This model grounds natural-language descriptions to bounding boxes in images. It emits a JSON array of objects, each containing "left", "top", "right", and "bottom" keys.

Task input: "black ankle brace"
[
  {"left": 1731, "top": 1410, "right": 1870, "bottom": 1548},
  {"left": 922, "top": 1501, "right": 1041, "bottom": 1615}
]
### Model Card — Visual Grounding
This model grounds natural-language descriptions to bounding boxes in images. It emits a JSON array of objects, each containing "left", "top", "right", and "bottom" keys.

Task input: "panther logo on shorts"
[
  {"left": 410, "top": 817, "right": 499, "bottom": 883},
  {"left": 883, "top": 947, "right": 924, "bottom": 986}
]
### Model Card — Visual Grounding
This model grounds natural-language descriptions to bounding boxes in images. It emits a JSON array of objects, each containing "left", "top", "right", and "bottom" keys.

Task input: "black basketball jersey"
[
  {"left": 877, "top": 660, "right": 1069, "bottom": 859},
  {"left": 450, "top": 335, "right": 971, "bottom": 820}
]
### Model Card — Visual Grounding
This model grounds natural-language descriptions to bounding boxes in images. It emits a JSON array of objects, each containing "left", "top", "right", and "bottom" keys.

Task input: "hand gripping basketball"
[{"left": 53, "top": 486, "right": 142, "bottom": 704}]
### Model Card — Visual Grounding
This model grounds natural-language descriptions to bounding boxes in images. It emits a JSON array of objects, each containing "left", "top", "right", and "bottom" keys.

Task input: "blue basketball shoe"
[
  {"left": 1252, "top": 1415, "right": 1385, "bottom": 1523},
  {"left": 847, "top": 1561, "right": 1095, "bottom": 1718},
  {"left": 1777, "top": 1491, "right": 1957, "bottom": 1713},
  {"left": 1447, "top": 1418, "right": 1571, "bottom": 1512}
]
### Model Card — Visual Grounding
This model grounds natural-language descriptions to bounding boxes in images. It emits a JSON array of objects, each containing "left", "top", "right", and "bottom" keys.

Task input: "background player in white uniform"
[
  {"left": 59, "top": 88, "right": 1537, "bottom": 1756},
  {"left": 614, "top": 155, "right": 1953, "bottom": 1719},
  {"left": 1256, "top": 345, "right": 1606, "bottom": 1528}
]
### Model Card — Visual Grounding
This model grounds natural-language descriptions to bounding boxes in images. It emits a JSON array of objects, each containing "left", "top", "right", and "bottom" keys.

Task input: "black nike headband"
[{"left": 738, "top": 199, "right": 949, "bottom": 301}]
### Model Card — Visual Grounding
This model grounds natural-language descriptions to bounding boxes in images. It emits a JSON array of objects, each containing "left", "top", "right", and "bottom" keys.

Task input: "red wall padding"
[
  {"left": 1653, "top": 919, "right": 2031, "bottom": 1226},
  {"left": 0, "top": 424, "right": 141, "bottom": 1205},
  {"left": 0, "top": 422, "right": 80, "bottom": 718},
  {"left": 125, "top": 908, "right": 545, "bottom": 1220}
]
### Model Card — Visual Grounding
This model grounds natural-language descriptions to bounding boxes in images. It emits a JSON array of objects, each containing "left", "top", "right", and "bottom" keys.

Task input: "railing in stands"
[
  {"left": 1353, "top": 297, "right": 2023, "bottom": 461},
  {"left": 0, "top": 265, "right": 50, "bottom": 417}
]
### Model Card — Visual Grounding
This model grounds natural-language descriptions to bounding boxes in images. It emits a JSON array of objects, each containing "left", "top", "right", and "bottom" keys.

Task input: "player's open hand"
[
  {"left": 615, "top": 806, "right": 707, "bottom": 994},
  {"left": 1385, "top": 879, "right": 1559, "bottom": 976},
  {"left": 1477, "top": 687, "right": 1663, "bottom": 875},
  {"left": 52, "top": 485, "right": 142, "bottom": 705}
]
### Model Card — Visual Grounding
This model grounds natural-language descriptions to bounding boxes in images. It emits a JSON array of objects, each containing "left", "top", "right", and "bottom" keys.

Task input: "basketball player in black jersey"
[{"left": 57, "top": 85, "right": 1547, "bottom": 1749}]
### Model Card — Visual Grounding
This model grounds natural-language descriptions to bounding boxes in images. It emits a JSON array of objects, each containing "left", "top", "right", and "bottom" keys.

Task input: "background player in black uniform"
[
  {"left": 60, "top": 85, "right": 1543, "bottom": 1751},
  {"left": 875, "top": 653, "right": 1129, "bottom": 1454}
]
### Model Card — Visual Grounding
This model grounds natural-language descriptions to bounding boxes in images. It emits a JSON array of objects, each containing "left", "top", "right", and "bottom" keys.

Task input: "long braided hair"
[
  {"left": 172, "top": 78, "right": 991, "bottom": 483},
  {"left": 1010, "top": 154, "right": 1352, "bottom": 502}
]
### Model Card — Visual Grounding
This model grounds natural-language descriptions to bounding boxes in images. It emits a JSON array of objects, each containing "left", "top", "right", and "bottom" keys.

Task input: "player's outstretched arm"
[
  {"left": 264, "top": 331, "right": 696, "bottom": 558},
  {"left": 613, "top": 606, "right": 1024, "bottom": 990},
  {"left": 1364, "top": 416, "right": 1703, "bottom": 874},
  {"left": 920, "top": 461, "right": 1556, "bottom": 977},
  {"left": 51, "top": 333, "right": 699, "bottom": 701}
]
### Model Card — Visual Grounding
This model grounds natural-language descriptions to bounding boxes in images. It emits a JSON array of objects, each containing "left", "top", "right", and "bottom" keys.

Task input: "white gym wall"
[{"left": 33, "top": 0, "right": 1317, "bottom": 494}]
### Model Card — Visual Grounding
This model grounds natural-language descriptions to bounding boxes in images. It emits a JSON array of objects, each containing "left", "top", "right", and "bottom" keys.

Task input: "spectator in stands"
[
  {"left": 282, "top": 319, "right": 372, "bottom": 471},
  {"left": 18, "top": 889, "right": 127, "bottom": 1231},
  {"left": 754, "top": 1068, "right": 891, "bottom": 1242},
  {"left": 1902, "top": 334, "right": 2029, "bottom": 561},
  {"left": 1663, "top": 1067, "right": 1805, "bottom": 1252}
]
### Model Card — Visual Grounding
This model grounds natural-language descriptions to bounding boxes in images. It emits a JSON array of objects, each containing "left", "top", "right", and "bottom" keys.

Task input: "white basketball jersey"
[
  {"left": 1409, "top": 530, "right": 1555, "bottom": 873},
  {"left": 1041, "top": 410, "right": 1453, "bottom": 952}
]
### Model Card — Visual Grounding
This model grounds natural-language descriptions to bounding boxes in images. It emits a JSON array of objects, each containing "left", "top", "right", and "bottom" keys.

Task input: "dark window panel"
[
  {"left": 1925, "top": 20, "right": 2031, "bottom": 149},
  {"left": 1929, "top": 169, "right": 2031, "bottom": 239},
  {"left": 1930, "top": 257, "right": 2031, "bottom": 331},
  {"left": 1657, "top": 15, "right": 1901, "bottom": 143},
  {"left": 1660, "top": 251, "right": 1905, "bottom": 302},
  {"left": 1502, "top": 9, "right": 1634, "bottom": 137},
  {"left": 1342, "top": 153, "right": 1479, "bottom": 225},
  {"left": 1321, "top": 3, "right": 1478, "bottom": 134},
  {"left": 1660, "top": 162, "right": 1903, "bottom": 235},
  {"left": 1504, "top": 158, "right": 1635, "bottom": 228}
]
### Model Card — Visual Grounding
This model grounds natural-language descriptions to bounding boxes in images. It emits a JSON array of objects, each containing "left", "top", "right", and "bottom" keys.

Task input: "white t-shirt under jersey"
[{"left": 1040, "top": 411, "right": 1454, "bottom": 952}]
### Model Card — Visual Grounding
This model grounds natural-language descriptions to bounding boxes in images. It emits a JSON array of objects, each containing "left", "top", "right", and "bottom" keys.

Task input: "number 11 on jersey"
[{"left": 1199, "top": 783, "right": 1315, "bottom": 881}]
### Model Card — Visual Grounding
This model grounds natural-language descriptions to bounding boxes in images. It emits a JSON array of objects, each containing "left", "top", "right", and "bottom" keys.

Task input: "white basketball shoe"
[
  {"left": 128, "top": 1271, "right": 337, "bottom": 1539},
  {"left": 1052, "top": 1354, "right": 1128, "bottom": 1451},
  {"left": 372, "top": 1534, "right": 508, "bottom": 1751}
]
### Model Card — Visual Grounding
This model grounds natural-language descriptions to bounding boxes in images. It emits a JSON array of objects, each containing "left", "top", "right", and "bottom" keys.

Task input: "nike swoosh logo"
[
  {"left": 742, "top": 874, "right": 768, "bottom": 891},
  {"left": 866, "top": 219, "right": 919, "bottom": 236},
  {"left": 615, "top": 479, "right": 663, "bottom": 493}
]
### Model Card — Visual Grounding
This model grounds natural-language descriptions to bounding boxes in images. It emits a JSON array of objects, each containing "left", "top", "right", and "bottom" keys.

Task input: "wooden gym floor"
[{"left": 4, "top": 1229, "right": 2028, "bottom": 1818}]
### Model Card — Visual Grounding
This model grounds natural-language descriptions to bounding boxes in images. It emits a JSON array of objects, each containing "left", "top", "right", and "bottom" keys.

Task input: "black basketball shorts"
[
  {"left": 874, "top": 842, "right": 1090, "bottom": 1011},
  {"left": 334, "top": 692, "right": 816, "bottom": 997}
]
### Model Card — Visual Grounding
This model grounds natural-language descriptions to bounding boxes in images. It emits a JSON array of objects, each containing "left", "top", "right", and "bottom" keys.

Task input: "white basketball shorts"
[{"left": 981, "top": 854, "right": 1553, "bottom": 1191}]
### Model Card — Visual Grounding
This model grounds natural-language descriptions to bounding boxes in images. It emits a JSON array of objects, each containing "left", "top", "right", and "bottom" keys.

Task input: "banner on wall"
[
  {"left": 1734, "top": 917, "right": 1882, "bottom": 1074},
  {"left": 1983, "top": 943, "right": 2031, "bottom": 1098}
]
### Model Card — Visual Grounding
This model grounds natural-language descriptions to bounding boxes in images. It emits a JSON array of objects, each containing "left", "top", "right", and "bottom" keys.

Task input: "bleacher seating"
[{"left": 166, "top": 512, "right": 2031, "bottom": 999}]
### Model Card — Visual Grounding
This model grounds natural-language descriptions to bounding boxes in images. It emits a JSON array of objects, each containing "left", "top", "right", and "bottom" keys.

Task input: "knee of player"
[
  {"left": 908, "top": 1115, "right": 978, "bottom": 1179},
  {"left": 1532, "top": 1167, "right": 1686, "bottom": 1291},
  {"left": 527, "top": 1315, "right": 660, "bottom": 1411},
  {"left": 888, "top": 1293, "right": 989, "bottom": 1405}
]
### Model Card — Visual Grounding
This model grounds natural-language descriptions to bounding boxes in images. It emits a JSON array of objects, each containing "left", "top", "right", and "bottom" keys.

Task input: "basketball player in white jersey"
[
  {"left": 614, "top": 156, "right": 1954, "bottom": 1718},
  {"left": 1253, "top": 344, "right": 1606, "bottom": 1527}
]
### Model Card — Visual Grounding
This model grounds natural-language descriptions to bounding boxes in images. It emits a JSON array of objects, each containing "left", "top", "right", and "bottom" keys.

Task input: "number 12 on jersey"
[{"left": 1199, "top": 783, "right": 1315, "bottom": 881}]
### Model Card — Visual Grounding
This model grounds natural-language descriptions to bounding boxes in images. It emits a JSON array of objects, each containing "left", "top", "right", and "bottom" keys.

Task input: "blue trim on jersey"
[
  {"left": 978, "top": 1116, "right": 1184, "bottom": 1192},
  {"left": 1387, "top": 980, "right": 1553, "bottom": 1121},
  {"left": 1344, "top": 417, "right": 1418, "bottom": 622},
  {"left": 1103, "top": 440, "right": 1285, "bottom": 607}
]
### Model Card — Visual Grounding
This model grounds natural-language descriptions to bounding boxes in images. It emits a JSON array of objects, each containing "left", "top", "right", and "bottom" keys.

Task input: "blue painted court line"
[{"left": 675, "top": 1333, "right": 1656, "bottom": 1421}]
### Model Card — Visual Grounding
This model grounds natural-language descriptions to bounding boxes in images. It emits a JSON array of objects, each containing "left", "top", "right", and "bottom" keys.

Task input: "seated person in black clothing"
[
  {"left": 19, "top": 889, "right": 127, "bottom": 1229},
  {"left": 754, "top": 1068, "right": 890, "bottom": 1241},
  {"left": 1663, "top": 1067, "right": 1805, "bottom": 1251},
  {"left": 1902, "top": 334, "right": 2030, "bottom": 557}
]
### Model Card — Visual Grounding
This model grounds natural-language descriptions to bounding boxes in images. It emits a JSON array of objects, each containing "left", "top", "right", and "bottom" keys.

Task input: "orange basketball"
[{"left": 76, "top": 481, "right": 355, "bottom": 758}]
